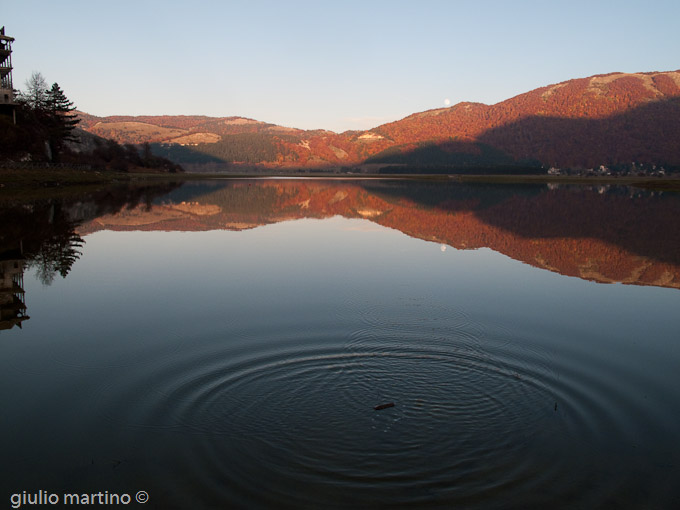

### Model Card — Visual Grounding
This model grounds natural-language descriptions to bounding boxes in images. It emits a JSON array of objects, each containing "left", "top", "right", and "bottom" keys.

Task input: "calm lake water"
[{"left": 1, "top": 179, "right": 679, "bottom": 509}]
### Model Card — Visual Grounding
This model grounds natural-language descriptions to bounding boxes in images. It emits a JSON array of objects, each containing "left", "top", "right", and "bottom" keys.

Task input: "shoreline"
[{"left": 2, "top": 166, "right": 679, "bottom": 193}]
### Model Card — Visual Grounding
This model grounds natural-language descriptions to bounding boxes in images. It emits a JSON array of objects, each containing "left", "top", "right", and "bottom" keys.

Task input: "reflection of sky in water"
[
  {"left": 4, "top": 212, "right": 680, "bottom": 508},
  {"left": 21, "top": 215, "right": 679, "bottom": 354}
]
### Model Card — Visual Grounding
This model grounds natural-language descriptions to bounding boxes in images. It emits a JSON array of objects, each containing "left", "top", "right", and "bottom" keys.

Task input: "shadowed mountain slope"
[{"left": 77, "top": 71, "right": 680, "bottom": 171}]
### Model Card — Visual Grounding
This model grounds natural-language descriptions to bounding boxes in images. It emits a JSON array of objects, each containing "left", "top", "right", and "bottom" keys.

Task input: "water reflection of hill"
[
  {"left": 0, "top": 183, "right": 180, "bottom": 330},
  {"left": 76, "top": 180, "right": 680, "bottom": 290}
]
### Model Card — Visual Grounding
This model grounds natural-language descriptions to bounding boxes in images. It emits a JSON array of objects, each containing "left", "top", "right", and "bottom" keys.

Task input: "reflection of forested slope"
[
  {"left": 77, "top": 181, "right": 385, "bottom": 232},
  {"left": 372, "top": 189, "right": 680, "bottom": 288},
  {"left": 0, "top": 183, "right": 180, "bottom": 284},
  {"left": 473, "top": 188, "right": 680, "bottom": 264},
  {"left": 76, "top": 181, "right": 680, "bottom": 289},
  {"left": 359, "top": 180, "right": 545, "bottom": 209}
]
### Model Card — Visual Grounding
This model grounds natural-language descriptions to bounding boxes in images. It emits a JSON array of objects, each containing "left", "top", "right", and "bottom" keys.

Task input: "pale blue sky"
[{"left": 4, "top": 0, "right": 679, "bottom": 132}]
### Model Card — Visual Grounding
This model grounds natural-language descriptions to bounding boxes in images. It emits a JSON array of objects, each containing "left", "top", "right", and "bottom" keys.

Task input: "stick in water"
[{"left": 374, "top": 402, "right": 395, "bottom": 410}]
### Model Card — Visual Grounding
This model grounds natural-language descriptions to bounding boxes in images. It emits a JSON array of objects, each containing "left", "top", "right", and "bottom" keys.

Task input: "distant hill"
[
  {"left": 76, "top": 70, "right": 680, "bottom": 172},
  {"left": 75, "top": 112, "right": 303, "bottom": 143},
  {"left": 369, "top": 71, "right": 680, "bottom": 170}
]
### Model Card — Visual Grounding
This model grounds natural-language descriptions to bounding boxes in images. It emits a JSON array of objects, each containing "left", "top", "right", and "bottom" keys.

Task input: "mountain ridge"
[{"left": 76, "top": 70, "right": 680, "bottom": 172}]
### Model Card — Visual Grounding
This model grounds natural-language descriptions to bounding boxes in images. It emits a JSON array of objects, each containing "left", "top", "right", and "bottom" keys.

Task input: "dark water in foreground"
[{"left": 1, "top": 179, "right": 679, "bottom": 509}]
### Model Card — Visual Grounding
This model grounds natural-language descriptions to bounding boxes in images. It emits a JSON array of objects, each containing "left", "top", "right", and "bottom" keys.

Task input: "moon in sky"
[{"left": 444, "top": 98, "right": 451, "bottom": 106}]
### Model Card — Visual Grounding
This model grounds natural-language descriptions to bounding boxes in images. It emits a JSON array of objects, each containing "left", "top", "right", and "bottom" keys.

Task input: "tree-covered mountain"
[{"left": 76, "top": 70, "right": 680, "bottom": 172}]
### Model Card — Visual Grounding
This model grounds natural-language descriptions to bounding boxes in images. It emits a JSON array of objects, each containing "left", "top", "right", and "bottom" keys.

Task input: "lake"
[{"left": 1, "top": 178, "right": 679, "bottom": 509}]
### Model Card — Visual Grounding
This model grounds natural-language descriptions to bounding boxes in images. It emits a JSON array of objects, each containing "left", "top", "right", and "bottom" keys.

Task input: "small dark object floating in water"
[{"left": 374, "top": 402, "right": 395, "bottom": 410}]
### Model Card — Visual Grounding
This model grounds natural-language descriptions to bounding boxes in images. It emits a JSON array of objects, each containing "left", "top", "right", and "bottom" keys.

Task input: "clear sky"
[{"left": 4, "top": 0, "right": 679, "bottom": 132}]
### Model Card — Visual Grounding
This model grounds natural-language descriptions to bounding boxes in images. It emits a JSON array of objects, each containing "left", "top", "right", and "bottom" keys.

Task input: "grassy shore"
[
  {"left": 0, "top": 166, "right": 183, "bottom": 201},
  {"left": 2, "top": 165, "right": 679, "bottom": 194},
  {"left": 0, "top": 166, "right": 132, "bottom": 186},
  {"left": 450, "top": 173, "right": 680, "bottom": 191}
]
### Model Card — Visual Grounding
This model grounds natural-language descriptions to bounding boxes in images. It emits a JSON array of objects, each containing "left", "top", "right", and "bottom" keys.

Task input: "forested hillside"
[{"left": 76, "top": 70, "right": 680, "bottom": 172}]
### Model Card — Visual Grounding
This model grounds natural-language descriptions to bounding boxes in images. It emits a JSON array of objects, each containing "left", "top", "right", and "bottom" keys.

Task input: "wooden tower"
[
  {"left": 0, "top": 26, "right": 16, "bottom": 123},
  {"left": 0, "top": 255, "right": 29, "bottom": 331}
]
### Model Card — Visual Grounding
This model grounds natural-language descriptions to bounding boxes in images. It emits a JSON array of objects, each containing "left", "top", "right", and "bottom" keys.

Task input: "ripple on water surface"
[{"left": 94, "top": 300, "right": 677, "bottom": 509}]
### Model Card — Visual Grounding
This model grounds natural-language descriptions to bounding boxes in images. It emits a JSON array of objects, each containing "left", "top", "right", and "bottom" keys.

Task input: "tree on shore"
[
  {"left": 45, "top": 82, "right": 80, "bottom": 160},
  {"left": 21, "top": 71, "right": 49, "bottom": 110},
  {"left": 9, "top": 73, "right": 80, "bottom": 161},
  {"left": 2, "top": 72, "right": 183, "bottom": 172}
]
